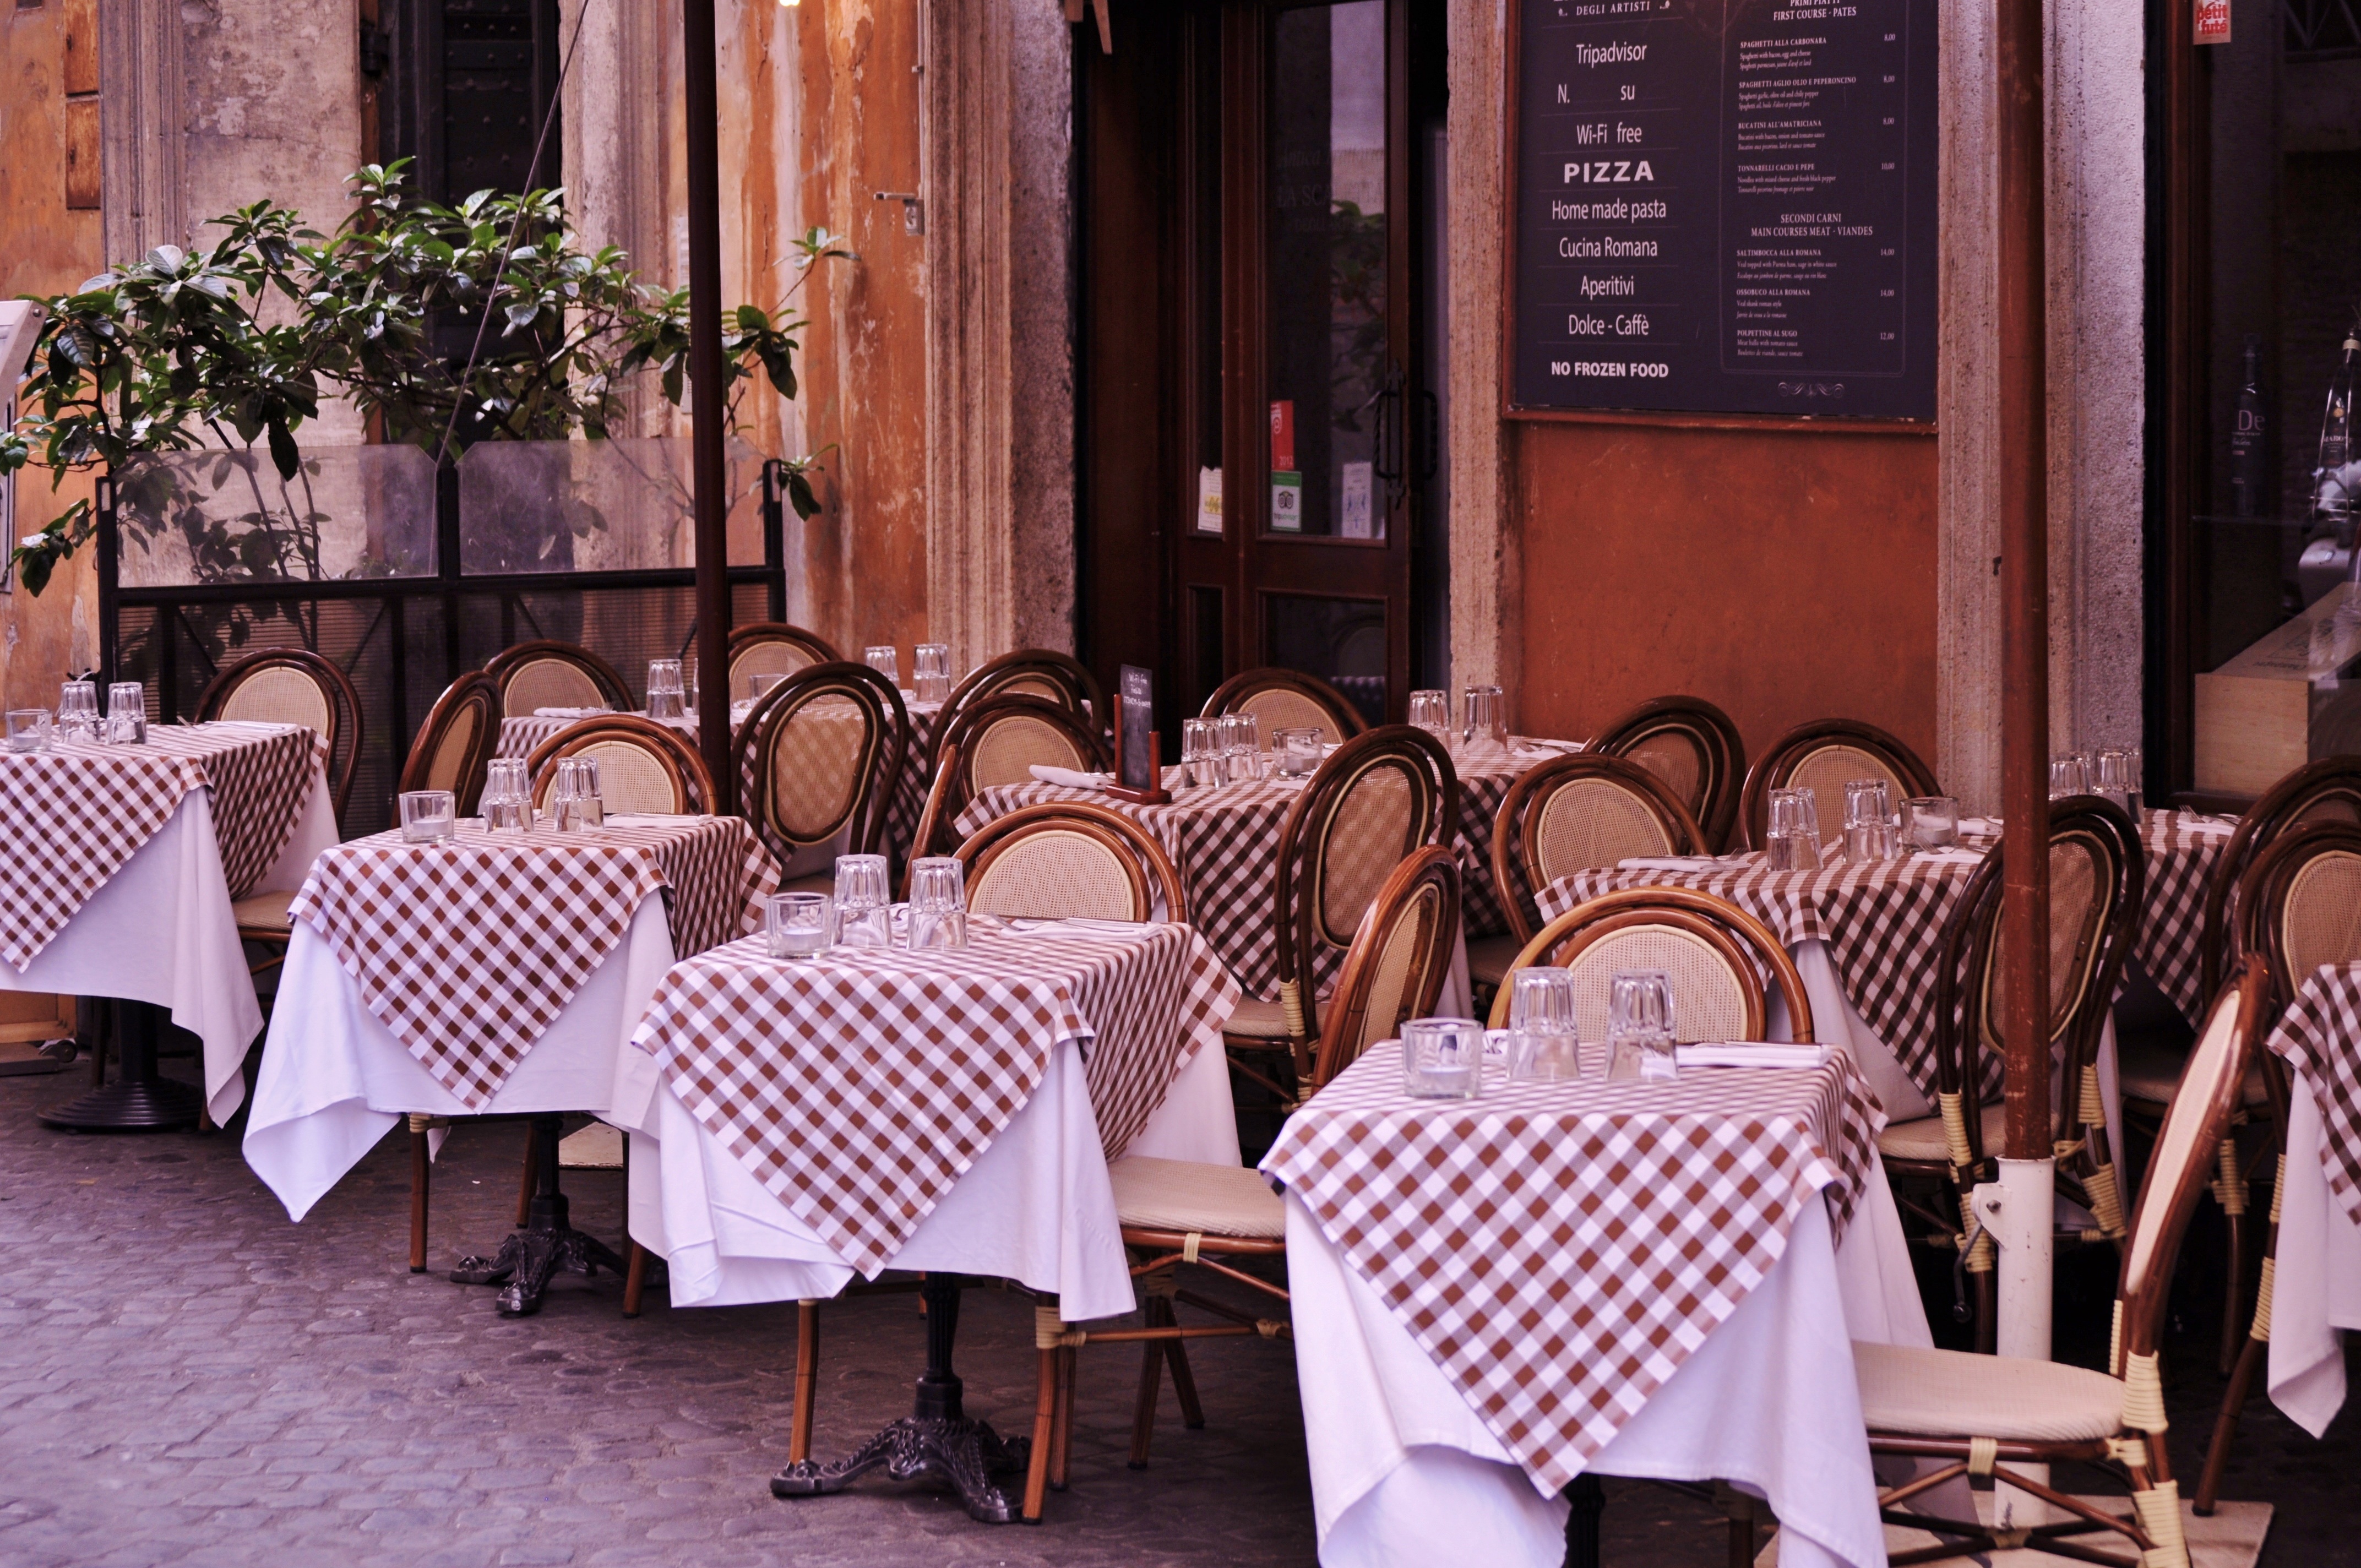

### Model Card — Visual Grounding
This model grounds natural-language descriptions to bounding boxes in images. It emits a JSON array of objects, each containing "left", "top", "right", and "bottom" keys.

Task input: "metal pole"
[{"left": 684, "top": 0, "right": 736, "bottom": 812}]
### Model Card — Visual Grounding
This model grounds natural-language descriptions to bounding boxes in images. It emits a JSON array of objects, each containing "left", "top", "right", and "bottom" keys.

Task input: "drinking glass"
[
  {"left": 56, "top": 679, "right": 99, "bottom": 742},
  {"left": 1272, "top": 726, "right": 1324, "bottom": 778},
  {"left": 104, "top": 682, "right": 148, "bottom": 745},
  {"left": 765, "top": 891, "right": 835, "bottom": 959},
  {"left": 834, "top": 853, "right": 894, "bottom": 948},
  {"left": 1901, "top": 795, "right": 1961, "bottom": 851},
  {"left": 553, "top": 758, "right": 605, "bottom": 832},
  {"left": 1221, "top": 711, "right": 1262, "bottom": 782},
  {"left": 482, "top": 758, "right": 531, "bottom": 832},
  {"left": 864, "top": 646, "right": 900, "bottom": 687},
  {"left": 1765, "top": 787, "right": 1823, "bottom": 872},
  {"left": 399, "top": 790, "right": 457, "bottom": 843},
  {"left": 1461, "top": 684, "right": 1506, "bottom": 752},
  {"left": 1400, "top": 1016, "right": 1486, "bottom": 1099},
  {"left": 2123, "top": 746, "right": 2144, "bottom": 816},
  {"left": 646, "top": 658, "right": 686, "bottom": 722},
  {"left": 1407, "top": 689, "right": 1451, "bottom": 742},
  {"left": 913, "top": 643, "right": 953, "bottom": 705},
  {"left": 1505, "top": 968, "right": 1582, "bottom": 1082},
  {"left": 6, "top": 710, "right": 52, "bottom": 754},
  {"left": 1842, "top": 778, "right": 1896, "bottom": 862},
  {"left": 1606, "top": 971, "right": 1677, "bottom": 1081},
  {"left": 1180, "top": 717, "right": 1222, "bottom": 788},
  {"left": 2048, "top": 753, "right": 2088, "bottom": 799},
  {"left": 907, "top": 856, "right": 970, "bottom": 951},
  {"left": 2092, "top": 748, "right": 2137, "bottom": 815}
]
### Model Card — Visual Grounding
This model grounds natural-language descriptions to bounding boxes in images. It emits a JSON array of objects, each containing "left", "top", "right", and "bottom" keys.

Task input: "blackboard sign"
[
  {"left": 1117, "top": 665, "right": 1158, "bottom": 793},
  {"left": 1506, "top": 0, "right": 1938, "bottom": 421}
]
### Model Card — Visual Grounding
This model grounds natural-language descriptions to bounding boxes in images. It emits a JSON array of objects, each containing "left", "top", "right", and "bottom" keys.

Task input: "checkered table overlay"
[
  {"left": 2266, "top": 962, "right": 2361, "bottom": 1228},
  {"left": 2129, "top": 811, "right": 2235, "bottom": 1023},
  {"left": 630, "top": 923, "right": 1238, "bottom": 1276},
  {"left": 951, "top": 752, "right": 1523, "bottom": 1002},
  {"left": 289, "top": 816, "right": 777, "bottom": 1109},
  {"left": 0, "top": 721, "right": 325, "bottom": 972},
  {"left": 1260, "top": 1046, "right": 1883, "bottom": 1490}
]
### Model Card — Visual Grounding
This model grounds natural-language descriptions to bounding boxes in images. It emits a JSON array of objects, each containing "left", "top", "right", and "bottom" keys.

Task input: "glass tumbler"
[
  {"left": 906, "top": 857, "right": 970, "bottom": 951},
  {"left": 646, "top": 658, "right": 686, "bottom": 722},
  {"left": 913, "top": 643, "right": 953, "bottom": 705},
  {"left": 765, "top": 891, "right": 835, "bottom": 959},
  {"left": 1400, "top": 1016, "right": 1486, "bottom": 1099},
  {"left": 1765, "top": 787, "right": 1823, "bottom": 872},
  {"left": 1842, "top": 779, "right": 1896, "bottom": 862},
  {"left": 2092, "top": 748, "right": 2137, "bottom": 815},
  {"left": 57, "top": 679, "right": 99, "bottom": 741},
  {"left": 1180, "top": 718, "right": 1221, "bottom": 788},
  {"left": 1272, "top": 726, "right": 1324, "bottom": 778},
  {"left": 1461, "top": 685, "right": 1506, "bottom": 752},
  {"left": 482, "top": 758, "right": 531, "bottom": 832},
  {"left": 1606, "top": 971, "right": 1677, "bottom": 1082},
  {"left": 1901, "top": 796, "right": 1961, "bottom": 851},
  {"left": 6, "top": 710, "right": 53, "bottom": 754},
  {"left": 1505, "top": 968, "right": 1582, "bottom": 1082},
  {"left": 1221, "top": 711, "right": 1263, "bottom": 781},
  {"left": 1407, "top": 689, "right": 1451, "bottom": 741},
  {"left": 864, "top": 646, "right": 900, "bottom": 687},
  {"left": 400, "top": 790, "right": 457, "bottom": 843},
  {"left": 2049, "top": 753, "right": 2089, "bottom": 799},
  {"left": 834, "top": 853, "right": 894, "bottom": 948}
]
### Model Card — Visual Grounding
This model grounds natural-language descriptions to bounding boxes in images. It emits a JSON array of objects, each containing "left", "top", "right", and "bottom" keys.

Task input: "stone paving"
[{"left": 0, "top": 1059, "right": 2353, "bottom": 1567}]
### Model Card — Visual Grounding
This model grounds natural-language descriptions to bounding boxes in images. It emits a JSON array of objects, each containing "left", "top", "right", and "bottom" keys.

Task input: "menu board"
[{"left": 1507, "top": 0, "right": 1938, "bottom": 421}]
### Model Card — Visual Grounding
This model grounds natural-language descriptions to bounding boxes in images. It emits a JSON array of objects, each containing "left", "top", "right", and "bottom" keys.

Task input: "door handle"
[
  {"left": 1417, "top": 389, "right": 1440, "bottom": 483},
  {"left": 1372, "top": 360, "right": 1407, "bottom": 508}
]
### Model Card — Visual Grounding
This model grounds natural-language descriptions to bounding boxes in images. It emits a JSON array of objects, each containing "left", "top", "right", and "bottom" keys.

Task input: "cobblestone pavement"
[{"left": 0, "top": 1061, "right": 2352, "bottom": 1567}]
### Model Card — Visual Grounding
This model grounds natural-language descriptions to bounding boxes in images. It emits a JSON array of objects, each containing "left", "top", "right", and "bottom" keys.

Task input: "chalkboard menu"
[{"left": 1507, "top": 0, "right": 1938, "bottom": 421}]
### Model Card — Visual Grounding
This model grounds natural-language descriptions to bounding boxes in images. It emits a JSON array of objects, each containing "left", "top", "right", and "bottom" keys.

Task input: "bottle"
[
  {"left": 2316, "top": 326, "right": 2359, "bottom": 542},
  {"left": 2230, "top": 334, "right": 2268, "bottom": 518}
]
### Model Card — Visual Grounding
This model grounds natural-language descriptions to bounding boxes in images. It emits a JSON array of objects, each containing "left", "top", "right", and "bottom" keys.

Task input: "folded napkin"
[
  {"left": 1909, "top": 847, "right": 1988, "bottom": 865},
  {"left": 992, "top": 915, "right": 1161, "bottom": 940},
  {"left": 1510, "top": 737, "right": 1584, "bottom": 756},
  {"left": 1956, "top": 816, "right": 2000, "bottom": 836},
  {"left": 1030, "top": 765, "right": 1114, "bottom": 789},
  {"left": 1674, "top": 1043, "right": 1831, "bottom": 1070},
  {"left": 2175, "top": 812, "right": 2240, "bottom": 837},
  {"left": 1616, "top": 856, "right": 1722, "bottom": 873},
  {"left": 534, "top": 706, "right": 611, "bottom": 720}
]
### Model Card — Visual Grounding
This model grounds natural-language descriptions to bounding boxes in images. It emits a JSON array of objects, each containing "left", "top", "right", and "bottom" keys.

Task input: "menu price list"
[{"left": 1510, "top": 0, "right": 1936, "bottom": 420}]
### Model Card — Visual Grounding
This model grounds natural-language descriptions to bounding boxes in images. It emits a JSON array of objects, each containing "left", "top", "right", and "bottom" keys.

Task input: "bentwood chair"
[
  {"left": 1589, "top": 695, "right": 1747, "bottom": 852},
  {"left": 908, "top": 696, "right": 1112, "bottom": 862},
  {"left": 957, "top": 802, "right": 1187, "bottom": 923},
  {"left": 1853, "top": 957, "right": 2270, "bottom": 1568},
  {"left": 1739, "top": 717, "right": 1942, "bottom": 851},
  {"left": 2191, "top": 755, "right": 2361, "bottom": 1004},
  {"left": 525, "top": 715, "right": 715, "bottom": 816},
  {"left": 1475, "top": 754, "right": 1709, "bottom": 998},
  {"left": 937, "top": 649, "right": 1105, "bottom": 745},
  {"left": 197, "top": 646, "right": 365, "bottom": 824},
  {"left": 1021, "top": 848, "right": 1462, "bottom": 1518},
  {"left": 724, "top": 622, "right": 841, "bottom": 701},
  {"left": 732, "top": 661, "right": 909, "bottom": 892},
  {"left": 2193, "top": 822, "right": 2361, "bottom": 1510},
  {"left": 399, "top": 671, "right": 502, "bottom": 816},
  {"left": 484, "top": 639, "right": 633, "bottom": 718},
  {"left": 1200, "top": 667, "right": 1369, "bottom": 747},
  {"left": 1877, "top": 798, "right": 2143, "bottom": 1351}
]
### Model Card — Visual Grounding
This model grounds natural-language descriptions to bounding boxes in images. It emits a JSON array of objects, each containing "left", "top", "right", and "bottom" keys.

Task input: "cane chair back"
[
  {"left": 1201, "top": 667, "right": 1369, "bottom": 747},
  {"left": 485, "top": 640, "right": 632, "bottom": 718},
  {"left": 1740, "top": 718, "right": 1941, "bottom": 850},
  {"left": 1590, "top": 695, "right": 1747, "bottom": 851},
  {"left": 2235, "top": 822, "right": 2361, "bottom": 998},
  {"left": 400, "top": 672, "right": 501, "bottom": 814},
  {"left": 197, "top": 646, "right": 366, "bottom": 821},
  {"left": 525, "top": 715, "right": 713, "bottom": 816},
  {"left": 1308, "top": 848, "right": 1462, "bottom": 1088},
  {"left": 938, "top": 649, "right": 1103, "bottom": 739},
  {"left": 735, "top": 661, "right": 908, "bottom": 858},
  {"left": 725, "top": 623, "right": 841, "bottom": 701},
  {"left": 939, "top": 694, "right": 1110, "bottom": 790},
  {"left": 1492, "top": 754, "right": 1708, "bottom": 944},
  {"left": 1488, "top": 886, "right": 1810, "bottom": 1046},
  {"left": 956, "top": 802, "right": 1187, "bottom": 924},
  {"left": 1274, "top": 726, "right": 1457, "bottom": 1041},
  {"left": 2200, "top": 755, "right": 2361, "bottom": 999}
]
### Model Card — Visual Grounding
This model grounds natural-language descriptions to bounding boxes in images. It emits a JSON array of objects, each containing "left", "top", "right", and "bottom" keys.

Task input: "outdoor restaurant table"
[
  {"left": 2262, "top": 960, "right": 2361, "bottom": 1436},
  {"left": 242, "top": 814, "right": 776, "bottom": 1234},
  {"left": 1261, "top": 1042, "right": 1927, "bottom": 1568},
  {"left": 0, "top": 720, "right": 335, "bottom": 1127}
]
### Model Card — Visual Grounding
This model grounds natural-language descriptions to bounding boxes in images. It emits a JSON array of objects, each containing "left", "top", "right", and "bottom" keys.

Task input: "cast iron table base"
[
  {"left": 450, "top": 1112, "right": 630, "bottom": 1316},
  {"left": 38, "top": 1000, "right": 203, "bottom": 1131},
  {"left": 771, "top": 1273, "right": 1033, "bottom": 1524}
]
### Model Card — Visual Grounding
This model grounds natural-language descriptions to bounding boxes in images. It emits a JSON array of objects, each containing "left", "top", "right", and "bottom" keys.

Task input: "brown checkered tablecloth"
[
  {"left": 2129, "top": 810, "right": 2237, "bottom": 1022},
  {"left": 1261, "top": 1044, "right": 1883, "bottom": 1489},
  {"left": 0, "top": 721, "right": 326, "bottom": 972},
  {"left": 630, "top": 922, "right": 1239, "bottom": 1275},
  {"left": 949, "top": 746, "right": 1531, "bottom": 1001},
  {"left": 289, "top": 816, "right": 777, "bottom": 1109},
  {"left": 2266, "top": 961, "right": 2361, "bottom": 1227}
]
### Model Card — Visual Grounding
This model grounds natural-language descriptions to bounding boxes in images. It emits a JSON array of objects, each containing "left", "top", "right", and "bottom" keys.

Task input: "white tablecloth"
[
  {"left": 2269, "top": 1081, "right": 2361, "bottom": 1434},
  {"left": 0, "top": 765, "right": 338, "bottom": 1125},
  {"left": 243, "top": 894, "right": 676, "bottom": 1220}
]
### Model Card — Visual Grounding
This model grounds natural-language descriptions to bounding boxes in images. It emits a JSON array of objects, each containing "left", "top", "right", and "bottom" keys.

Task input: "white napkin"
[
  {"left": 534, "top": 706, "right": 611, "bottom": 720},
  {"left": 1616, "top": 856, "right": 1721, "bottom": 872},
  {"left": 1909, "top": 847, "right": 1988, "bottom": 865},
  {"left": 1674, "top": 1043, "right": 1831, "bottom": 1070},
  {"left": 992, "top": 916, "right": 1160, "bottom": 940},
  {"left": 1510, "top": 737, "right": 1584, "bottom": 757},
  {"left": 2175, "top": 812, "right": 2240, "bottom": 837},
  {"left": 1956, "top": 816, "right": 2000, "bottom": 836},
  {"left": 1029, "top": 765, "right": 1114, "bottom": 789}
]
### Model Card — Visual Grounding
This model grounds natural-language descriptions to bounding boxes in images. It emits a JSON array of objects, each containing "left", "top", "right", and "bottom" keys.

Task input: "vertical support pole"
[
  {"left": 436, "top": 461, "right": 463, "bottom": 682},
  {"left": 763, "top": 459, "right": 788, "bottom": 623},
  {"left": 95, "top": 472, "right": 119, "bottom": 686},
  {"left": 683, "top": 0, "right": 736, "bottom": 813}
]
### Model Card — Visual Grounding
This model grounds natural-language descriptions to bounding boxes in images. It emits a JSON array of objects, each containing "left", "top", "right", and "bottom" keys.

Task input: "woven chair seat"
[
  {"left": 232, "top": 890, "right": 298, "bottom": 936},
  {"left": 2117, "top": 1033, "right": 2269, "bottom": 1109},
  {"left": 1876, "top": 1102, "right": 2004, "bottom": 1164},
  {"left": 1223, "top": 997, "right": 1293, "bottom": 1042},
  {"left": 1110, "top": 1157, "right": 1286, "bottom": 1240},
  {"left": 1467, "top": 933, "right": 1520, "bottom": 989},
  {"left": 1854, "top": 1342, "right": 2124, "bottom": 1441}
]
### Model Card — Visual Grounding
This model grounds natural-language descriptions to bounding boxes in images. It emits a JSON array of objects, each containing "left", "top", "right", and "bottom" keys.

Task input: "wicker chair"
[
  {"left": 732, "top": 660, "right": 909, "bottom": 891},
  {"left": 1852, "top": 958, "right": 2270, "bottom": 1568},
  {"left": 2190, "top": 755, "right": 2361, "bottom": 1005},
  {"left": 907, "top": 696, "right": 1113, "bottom": 862},
  {"left": 197, "top": 646, "right": 365, "bottom": 824},
  {"left": 1589, "top": 695, "right": 1747, "bottom": 852},
  {"left": 1200, "top": 667, "right": 1369, "bottom": 747},
  {"left": 2191, "top": 822, "right": 2361, "bottom": 1510},
  {"left": 937, "top": 648, "right": 1105, "bottom": 742},
  {"left": 525, "top": 715, "right": 715, "bottom": 816},
  {"left": 1739, "top": 717, "right": 1942, "bottom": 850},
  {"left": 1473, "top": 754, "right": 1709, "bottom": 998},
  {"left": 1876, "top": 799, "right": 2144, "bottom": 1352},
  {"left": 1020, "top": 848, "right": 1462, "bottom": 1518},
  {"left": 725, "top": 623, "right": 840, "bottom": 701},
  {"left": 484, "top": 639, "right": 632, "bottom": 718},
  {"left": 957, "top": 803, "right": 1187, "bottom": 923},
  {"left": 398, "top": 671, "right": 502, "bottom": 816}
]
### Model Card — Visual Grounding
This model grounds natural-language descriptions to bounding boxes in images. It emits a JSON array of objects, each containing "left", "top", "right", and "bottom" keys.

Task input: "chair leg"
[
  {"left": 2216, "top": 1137, "right": 2248, "bottom": 1377},
  {"left": 517, "top": 1120, "right": 540, "bottom": 1226},
  {"left": 408, "top": 1114, "right": 431, "bottom": 1273},
  {"left": 1128, "top": 1329, "right": 1164, "bottom": 1470},
  {"left": 1049, "top": 1343, "right": 1076, "bottom": 1491},
  {"left": 622, "top": 1243, "right": 650, "bottom": 1317},
  {"left": 2196, "top": 1333, "right": 2265, "bottom": 1515},
  {"left": 1022, "top": 1341, "right": 1059, "bottom": 1524},
  {"left": 1164, "top": 1334, "right": 1206, "bottom": 1430},
  {"left": 1727, "top": 1510, "right": 1756, "bottom": 1568},
  {"left": 789, "top": 1300, "right": 820, "bottom": 1464},
  {"left": 1971, "top": 1268, "right": 1995, "bottom": 1356}
]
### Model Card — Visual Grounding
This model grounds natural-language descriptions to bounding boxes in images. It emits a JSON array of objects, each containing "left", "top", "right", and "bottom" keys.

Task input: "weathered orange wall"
[
  {"left": 1514, "top": 421, "right": 1940, "bottom": 764},
  {"left": 0, "top": 0, "right": 102, "bottom": 711}
]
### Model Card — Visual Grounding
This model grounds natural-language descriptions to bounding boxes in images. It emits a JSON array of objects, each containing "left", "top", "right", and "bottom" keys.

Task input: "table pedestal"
[
  {"left": 450, "top": 1112, "right": 630, "bottom": 1316},
  {"left": 770, "top": 1273, "right": 1032, "bottom": 1524},
  {"left": 37, "top": 1000, "right": 204, "bottom": 1132},
  {"left": 1562, "top": 1473, "right": 1604, "bottom": 1568}
]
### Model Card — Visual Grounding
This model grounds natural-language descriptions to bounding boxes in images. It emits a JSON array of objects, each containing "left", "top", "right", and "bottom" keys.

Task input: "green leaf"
[{"left": 266, "top": 418, "right": 299, "bottom": 480}]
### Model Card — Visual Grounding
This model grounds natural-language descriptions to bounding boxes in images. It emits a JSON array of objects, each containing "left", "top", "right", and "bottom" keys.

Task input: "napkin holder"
[{"left": 1105, "top": 692, "right": 1171, "bottom": 804}]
